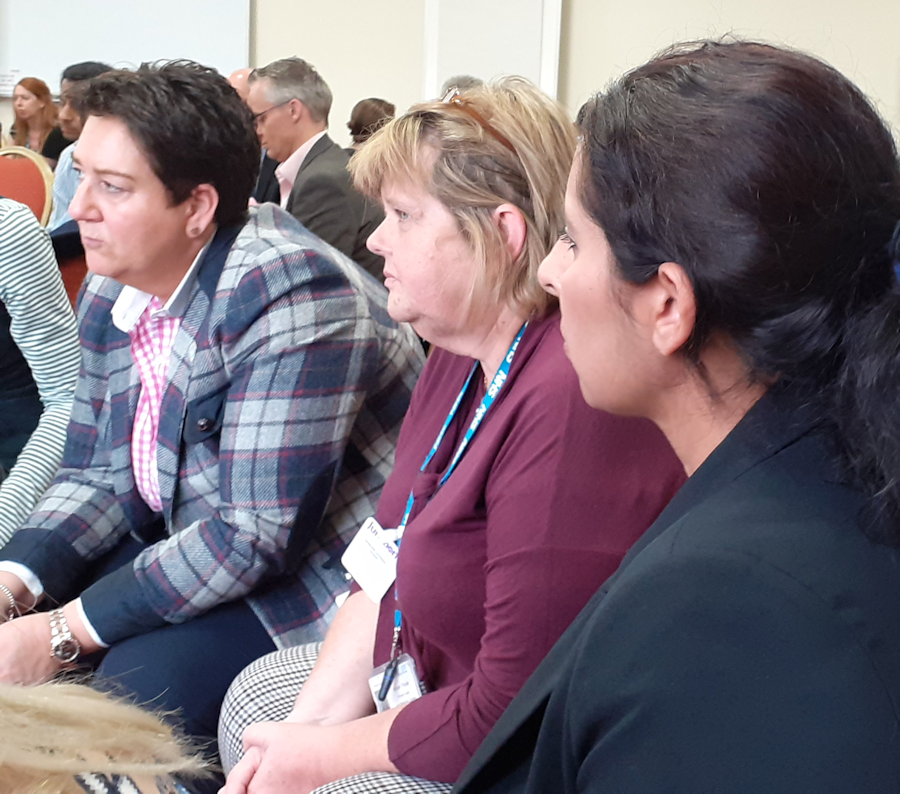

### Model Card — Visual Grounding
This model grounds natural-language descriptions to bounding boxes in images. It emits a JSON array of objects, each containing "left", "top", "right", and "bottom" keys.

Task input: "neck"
[
  {"left": 296, "top": 125, "right": 325, "bottom": 150},
  {"left": 650, "top": 342, "right": 767, "bottom": 476},
  {"left": 472, "top": 306, "right": 528, "bottom": 387},
  {"left": 150, "top": 227, "right": 216, "bottom": 303}
]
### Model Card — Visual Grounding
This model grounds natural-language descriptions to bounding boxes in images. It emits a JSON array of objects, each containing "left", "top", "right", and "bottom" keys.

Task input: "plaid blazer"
[{"left": 0, "top": 205, "right": 424, "bottom": 648}]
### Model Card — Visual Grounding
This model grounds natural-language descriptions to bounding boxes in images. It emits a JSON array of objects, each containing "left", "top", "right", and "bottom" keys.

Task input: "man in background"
[
  {"left": 49, "top": 61, "right": 112, "bottom": 230},
  {"left": 247, "top": 57, "right": 384, "bottom": 280},
  {"left": 228, "top": 67, "right": 280, "bottom": 205}
]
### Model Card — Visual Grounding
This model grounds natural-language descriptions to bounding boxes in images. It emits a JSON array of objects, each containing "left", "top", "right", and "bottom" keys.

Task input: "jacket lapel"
[
  {"left": 155, "top": 224, "right": 243, "bottom": 521},
  {"left": 455, "top": 390, "right": 823, "bottom": 791},
  {"left": 296, "top": 133, "right": 334, "bottom": 177}
]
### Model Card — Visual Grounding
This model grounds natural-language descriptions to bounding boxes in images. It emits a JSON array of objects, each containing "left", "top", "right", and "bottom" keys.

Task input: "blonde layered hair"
[
  {"left": 350, "top": 77, "right": 576, "bottom": 318},
  {"left": 0, "top": 681, "right": 208, "bottom": 794}
]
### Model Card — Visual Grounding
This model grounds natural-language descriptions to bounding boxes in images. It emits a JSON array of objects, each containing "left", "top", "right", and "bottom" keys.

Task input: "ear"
[
  {"left": 184, "top": 184, "right": 219, "bottom": 238},
  {"left": 288, "top": 98, "right": 306, "bottom": 124},
  {"left": 646, "top": 261, "right": 696, "bottom": 357},
  {"left": 492, "top": 203, "right": 527, "bottom": 262}
]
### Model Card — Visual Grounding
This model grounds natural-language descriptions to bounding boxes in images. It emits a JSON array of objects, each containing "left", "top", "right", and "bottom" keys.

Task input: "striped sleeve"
[{"left": 0, "top": 200, "right": 81, "bottom": 546}]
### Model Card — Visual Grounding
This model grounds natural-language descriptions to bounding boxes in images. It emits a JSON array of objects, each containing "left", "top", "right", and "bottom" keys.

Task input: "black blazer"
[
  {"left": 285, "top": 134, "right": 384, "bottom": 282},
  {"left": 455, "top": 391, "right": 900, "bottom": 793}
]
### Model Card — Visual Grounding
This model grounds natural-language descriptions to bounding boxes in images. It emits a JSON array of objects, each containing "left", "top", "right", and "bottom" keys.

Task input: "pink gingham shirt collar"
[
  {"left": 111, "top": 236, "right": 214, "bottom": 332},
  {"left": 112, "top": 238, "right": 213, "bottom": 511}
]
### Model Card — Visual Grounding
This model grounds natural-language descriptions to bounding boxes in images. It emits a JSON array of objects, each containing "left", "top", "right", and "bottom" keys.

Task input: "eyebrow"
[{"left": 71, "top": 158, "right": 135, "bottom": 182}]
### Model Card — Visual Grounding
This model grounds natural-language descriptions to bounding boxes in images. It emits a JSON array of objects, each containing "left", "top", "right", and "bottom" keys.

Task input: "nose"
[
  {"left": 538, "top": 238, "right": 567, "bottom": 297},
  {"left": 366, "top": 216, "right": 389, "bottom": 257},
  {"left": 68, "top": 175, "right": 96, "bottom": 223}
]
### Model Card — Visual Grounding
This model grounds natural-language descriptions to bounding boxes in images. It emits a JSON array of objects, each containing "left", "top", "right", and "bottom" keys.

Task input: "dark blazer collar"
[
  {"left": 455, "top": 388, "right": 827, "bottom": 792},
  {"left": 296, "top": 133, "right": 335, "bottom": 176},
  {"left": 195, "top": 222, "right": 243, "bottom": 302}
]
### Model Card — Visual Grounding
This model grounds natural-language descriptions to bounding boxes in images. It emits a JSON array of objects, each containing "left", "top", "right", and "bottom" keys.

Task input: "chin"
[{"left": 84, "top": 252, "right": 122, "bottom": 280}]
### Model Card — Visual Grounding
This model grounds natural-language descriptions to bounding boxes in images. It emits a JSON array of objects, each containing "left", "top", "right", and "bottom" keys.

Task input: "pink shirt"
[
  {"left": 109, "top": 238, "right": 211, "bottom": 512},
  {"left": 128, "top": 296, "right": 180, "bottom": 511},
  {"left": 276, "top": 130, "right": 327, "bottom": 207}
]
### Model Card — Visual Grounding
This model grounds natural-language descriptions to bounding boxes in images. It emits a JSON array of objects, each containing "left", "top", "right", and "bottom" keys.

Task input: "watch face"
[{"left": 53, "top": 637, "right": 80, "bottom": 664}]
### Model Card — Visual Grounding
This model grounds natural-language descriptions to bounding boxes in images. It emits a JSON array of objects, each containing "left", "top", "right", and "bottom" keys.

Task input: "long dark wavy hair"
[{"left": 577, "top": 40, "right": 900, "bottom": 540}]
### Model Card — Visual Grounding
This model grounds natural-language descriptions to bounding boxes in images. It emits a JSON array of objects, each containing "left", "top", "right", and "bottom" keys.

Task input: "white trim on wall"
[{"left": 423, "top": 0, "right": 562, "bottom": 100}]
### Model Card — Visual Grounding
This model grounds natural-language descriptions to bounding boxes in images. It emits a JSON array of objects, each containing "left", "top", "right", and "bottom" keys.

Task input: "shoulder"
[
  {"left": 0, "top": 200, "right": 51, "bottom": 268},
  {"left": 296, "top": 139, "right": 352, "bottom": 186},
  {"left": 214, "top": 207, "right": 402, "bottom": 340},
  {"left": 56, "top": 142, "right": 76, "bottom": 169},
  {"left": 0, "top": 198, "right": 39, "bottom": 229}
]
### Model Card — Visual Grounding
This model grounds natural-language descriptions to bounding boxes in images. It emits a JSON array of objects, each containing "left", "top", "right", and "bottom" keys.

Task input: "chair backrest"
[{"left": 0, "top": 147, "right": 54, "bottom": 226}]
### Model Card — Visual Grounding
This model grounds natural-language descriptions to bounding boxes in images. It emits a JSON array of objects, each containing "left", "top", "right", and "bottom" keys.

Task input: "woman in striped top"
[{"left": 0, "top": 198, "right": 80, "bottom": 547}]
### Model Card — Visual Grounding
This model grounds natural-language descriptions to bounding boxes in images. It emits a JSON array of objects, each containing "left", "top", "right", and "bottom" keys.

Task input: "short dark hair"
[
  {"left": 61, "top": 61, "right": 112, "bottom": 83},
  {"left": 578, "top": 40, "right": 900, "bottom": 536},
  {"left": 80, "top": 60, "right": 260, "bottom": 227}
]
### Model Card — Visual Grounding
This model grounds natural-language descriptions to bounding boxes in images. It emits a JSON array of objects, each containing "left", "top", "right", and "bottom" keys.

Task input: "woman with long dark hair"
[{"left": 454, "top": 40, "right": 900, "bottom": 792}]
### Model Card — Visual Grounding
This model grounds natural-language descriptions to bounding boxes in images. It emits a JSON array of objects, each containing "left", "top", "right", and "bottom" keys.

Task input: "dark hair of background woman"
[
  {"left": 347, "top": 98, "right": 396, "bottom": 146},
  {"left": 79, "top": 60, "right": 261, "bottom": 227},
  {"left": 576, "top": 40, "right": 900, "bottom": 538}
]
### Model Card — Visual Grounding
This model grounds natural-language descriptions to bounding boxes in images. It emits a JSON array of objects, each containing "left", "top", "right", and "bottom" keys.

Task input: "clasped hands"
[{"left": 221, "top": 715, "right": 349, "bottom": 794}]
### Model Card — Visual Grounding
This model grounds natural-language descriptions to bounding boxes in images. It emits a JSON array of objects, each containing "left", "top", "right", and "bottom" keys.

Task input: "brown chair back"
[{"left": 0, "top": 147, "right": 54, "bottom": 226}]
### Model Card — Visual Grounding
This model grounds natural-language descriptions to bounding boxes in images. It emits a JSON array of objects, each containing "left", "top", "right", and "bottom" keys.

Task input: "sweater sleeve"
[
  {"left": 385, "top": 350, "right": 683, "bottom": 781},
  {"left": 0, "top": 202, "right": 80, "bottom": 547}
]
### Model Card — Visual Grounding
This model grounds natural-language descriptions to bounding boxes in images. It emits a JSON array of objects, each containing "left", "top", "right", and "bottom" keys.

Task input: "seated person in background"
[
  {"left": 227, "top": 67, "right": 280, "bottom": 208},
  {"left": 0, "top": 199, "right": 79, "bottom": 547},
  {"left": 439, "top": 74, "right": 483, "bottom": 96},
  {"left": 247, "top": 58, "right": 385, "bottom": 281},
  {"left": 346, "top": 98, "right": 395, "bottom": 152},
  {"left": 49, "top": 61, "right": 113, "bottom": 230},
  {"left": 0, "top": 61, "right": 424, "bottom": 787},
  {"left": 12, "top": 77, "right": 68, "bottom": 168},
  {"left": 454, "top": 41, "right": 900, "bottom": 794},
  {"left": 219, "top": 77, "right": 685, "bottom": 794}
]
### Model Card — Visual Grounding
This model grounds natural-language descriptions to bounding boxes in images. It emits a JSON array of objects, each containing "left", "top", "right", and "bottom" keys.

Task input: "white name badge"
[
  {"left": 368, "top": 653, "right": 424, "bottom": 713},
  {"left": 341, "top": 517, "right": 399, "bottom": 603}
]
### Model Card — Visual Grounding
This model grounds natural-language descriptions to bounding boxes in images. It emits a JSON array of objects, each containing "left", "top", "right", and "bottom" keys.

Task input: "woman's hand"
[
  {"left": 222, "top": 708, "right": 404, "bottom": 794},
  {"left": 0, "top": 600, "right": 100, "bottom": 684},
  {"left": 222, "top": 722, "right": 333, "bottom": 794},
  {"left": 0, "top": 612, "right": 62, "bottom": 683}
]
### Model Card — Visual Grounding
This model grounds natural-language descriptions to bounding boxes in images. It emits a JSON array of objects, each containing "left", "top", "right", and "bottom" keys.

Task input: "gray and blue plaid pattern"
[{"left": 2, "top": 205, "right": 424, "bottom": 648}]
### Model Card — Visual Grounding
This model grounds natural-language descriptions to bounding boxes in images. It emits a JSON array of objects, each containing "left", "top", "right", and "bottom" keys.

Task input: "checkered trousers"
[
  {"left": 75, "top": 774, "right": 183, "bottom": 793},
  {"left": 218, "top": 643, "right": 452, "bottom": 794}
]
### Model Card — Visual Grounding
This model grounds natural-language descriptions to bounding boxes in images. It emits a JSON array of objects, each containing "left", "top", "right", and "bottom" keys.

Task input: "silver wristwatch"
[{"left": 49, "top": 608, "right": 81, "bottom": 664}]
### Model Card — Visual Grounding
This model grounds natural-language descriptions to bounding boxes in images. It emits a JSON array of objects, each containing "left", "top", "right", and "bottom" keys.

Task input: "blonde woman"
[
  {"left": 218, "top": 79, "right": 685, "bottom": 794},
  {"left": 0, "top": 681, "right": 207, "bottom": 793}
]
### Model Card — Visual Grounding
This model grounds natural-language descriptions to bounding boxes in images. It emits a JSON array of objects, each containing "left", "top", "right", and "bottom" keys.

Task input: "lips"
[{"left": 79, "top": 235, "right": 103, "bottom": 250}]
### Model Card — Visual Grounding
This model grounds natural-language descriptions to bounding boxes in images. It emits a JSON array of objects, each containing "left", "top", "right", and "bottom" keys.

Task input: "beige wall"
[
  {"left": 252, "top": 0, "right": 425, "bottom": 149},
  {"left": 4, "top": 1, "right": 898, "bottom": 148},
  {"left": 559, "top": 0, "right": 900, "bottom": 136}
]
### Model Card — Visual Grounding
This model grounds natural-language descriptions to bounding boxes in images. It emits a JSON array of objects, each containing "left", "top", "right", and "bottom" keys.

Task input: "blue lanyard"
[
  {"left": 395, "top": 322, "right": 528, "bottom": 535},
  {"left": 379, "top": 322, "right": 527, "bottom": 700}
]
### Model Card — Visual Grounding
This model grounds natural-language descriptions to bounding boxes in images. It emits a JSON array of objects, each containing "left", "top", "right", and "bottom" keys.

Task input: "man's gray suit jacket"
[{"left": 286, "top": 133, "right": 384, "bottom": 281}]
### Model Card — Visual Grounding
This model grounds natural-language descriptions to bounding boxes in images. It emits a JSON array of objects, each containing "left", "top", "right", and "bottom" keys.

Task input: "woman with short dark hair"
[{"left": 454, "top": 40, "right": 900, "bottom": 793}]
